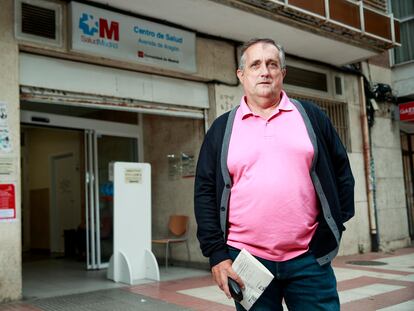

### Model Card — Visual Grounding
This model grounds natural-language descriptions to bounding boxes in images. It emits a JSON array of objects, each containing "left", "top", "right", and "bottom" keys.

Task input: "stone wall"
[
  {"left": 0, "top": 0, "right": 22, "bottom": 303},
  {"left": 143, "top": 114, "right": 206, "bottom": 264},
  {"left": 371, "top": 103, "right": 410, "bottom": 250},
  {"left": 338, "top": 74, "right": 371, "bottom": 255}
]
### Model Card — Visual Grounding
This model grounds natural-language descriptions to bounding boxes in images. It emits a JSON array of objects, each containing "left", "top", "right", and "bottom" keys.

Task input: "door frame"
[
  {"left": 21, "top": 110, "right": 141, "bottom": 138},
  {"left": 401, "top": 131, "right": 414, "bottom": 240},
  {"left": 85, "top": 131, "right": 140, "bottom": 269},
  {"left": 21, "top": 110, "right": 141, "bottom": 269}
]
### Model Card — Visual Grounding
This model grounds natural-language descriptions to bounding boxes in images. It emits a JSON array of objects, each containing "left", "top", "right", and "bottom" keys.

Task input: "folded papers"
[{"left": 232, "top": 249, "right": 274, "bottom": 310}]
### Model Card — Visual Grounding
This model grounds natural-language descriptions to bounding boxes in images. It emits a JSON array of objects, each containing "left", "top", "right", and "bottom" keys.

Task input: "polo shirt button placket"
[{"left": 264, "top": 120, "right": 272, "bottom": 137}]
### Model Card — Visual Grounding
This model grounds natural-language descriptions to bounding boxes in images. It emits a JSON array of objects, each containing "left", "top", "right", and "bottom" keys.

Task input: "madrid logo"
[{"left": 79, "top": 13, "right": 119, "bottom": 41}]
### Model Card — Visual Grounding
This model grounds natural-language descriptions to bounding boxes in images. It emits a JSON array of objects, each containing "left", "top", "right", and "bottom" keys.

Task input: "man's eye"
[{"left": 269, "top": 63, "right": 279, "bottom": 68}]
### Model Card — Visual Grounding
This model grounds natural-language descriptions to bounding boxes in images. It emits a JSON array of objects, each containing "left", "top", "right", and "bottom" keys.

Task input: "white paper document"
[{"left": 232, "top": 248, "right": 274, "bottom": 310}]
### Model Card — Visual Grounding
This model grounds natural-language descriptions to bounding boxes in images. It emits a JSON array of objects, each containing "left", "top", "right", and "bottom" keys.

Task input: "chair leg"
[
  {"left": 165, "top": 242, "right": 169, "bottom": 270},
  {"left": 186, "top": 241, "right": 190, "bottom": 262},
  {"left": 169, "top": 242, "right": 173, "bottom": 267}
]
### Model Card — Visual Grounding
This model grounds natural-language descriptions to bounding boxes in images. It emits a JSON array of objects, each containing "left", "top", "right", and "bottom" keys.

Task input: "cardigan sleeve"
[
  {"left": 320, "top": 110, "right": 355, "bottom": 224},
  {"left": 194, "top": 120, "right": 231, "bottom": 267}
]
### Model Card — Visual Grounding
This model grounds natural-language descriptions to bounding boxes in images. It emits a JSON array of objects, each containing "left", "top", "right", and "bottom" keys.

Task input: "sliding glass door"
[{"left": 85, "top": 131, "right": 138, "bottom": 269}]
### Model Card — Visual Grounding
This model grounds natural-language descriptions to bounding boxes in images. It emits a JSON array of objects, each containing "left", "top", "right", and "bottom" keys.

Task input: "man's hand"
[{"left": 211, "top": 259, "right": 245, "bottom": 299}]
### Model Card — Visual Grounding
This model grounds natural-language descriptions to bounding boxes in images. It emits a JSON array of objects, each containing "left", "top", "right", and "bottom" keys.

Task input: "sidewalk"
[{"left": 1, "top": 247, "right": 413, "bottom": 311}]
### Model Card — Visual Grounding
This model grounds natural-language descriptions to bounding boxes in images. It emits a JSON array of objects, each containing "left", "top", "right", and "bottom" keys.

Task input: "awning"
[{"left": 19, "top": 53, "right": 208, "bottom": 119}]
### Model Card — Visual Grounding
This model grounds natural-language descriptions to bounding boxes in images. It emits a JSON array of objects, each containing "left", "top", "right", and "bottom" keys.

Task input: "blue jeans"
[{"left": 228, "top": 247, "right": 339, "bottom": 311}]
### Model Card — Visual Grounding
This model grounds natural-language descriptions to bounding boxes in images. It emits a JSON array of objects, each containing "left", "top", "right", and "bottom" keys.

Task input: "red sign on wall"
[
  {"left": 399, "top": 101, "right": 414, "bottom": 121},
  {"left": 0, "top": 184, "right": 16, "bottom": 220}
]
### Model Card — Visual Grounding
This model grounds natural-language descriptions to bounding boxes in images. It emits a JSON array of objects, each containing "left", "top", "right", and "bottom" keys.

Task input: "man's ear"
[
  {"left": 236, "top": 69, "right": 244, "bottom": 83},
  {"left": 281, "top": 68, "right": 287, "bottom": 78}
]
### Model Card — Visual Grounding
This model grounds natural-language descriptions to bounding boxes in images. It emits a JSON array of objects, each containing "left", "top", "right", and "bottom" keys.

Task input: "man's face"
[{"left": 237, "top": 43, "right": 286, "bottom": 106}]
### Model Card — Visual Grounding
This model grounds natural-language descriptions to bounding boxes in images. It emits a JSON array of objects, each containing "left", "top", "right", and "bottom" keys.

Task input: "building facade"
[{"left": 0, "top": 0, "right": 411, "bottom": 302}]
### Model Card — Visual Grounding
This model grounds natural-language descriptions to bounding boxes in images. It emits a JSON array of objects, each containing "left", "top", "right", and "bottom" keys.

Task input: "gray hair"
[{"left": 238, "top": 38, "right": 286, "bottom": 71}]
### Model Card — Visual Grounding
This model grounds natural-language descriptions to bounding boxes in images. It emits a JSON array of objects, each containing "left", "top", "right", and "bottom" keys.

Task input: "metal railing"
[
  {"left": 240, "top": 0, "right": 400, "bottom": 47},
  {"left": 292, "top": 94, "right": 351, "bottom": 151}
]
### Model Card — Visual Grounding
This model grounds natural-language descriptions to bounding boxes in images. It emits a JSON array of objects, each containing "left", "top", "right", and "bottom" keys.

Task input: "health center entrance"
[{"left": 21, "top": 108, "right": 140, "bottom": 272}]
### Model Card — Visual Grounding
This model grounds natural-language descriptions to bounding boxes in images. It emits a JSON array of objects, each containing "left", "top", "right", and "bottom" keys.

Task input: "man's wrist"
[{"left": 209, "top": 247, "right": 231, "bottom": 268}]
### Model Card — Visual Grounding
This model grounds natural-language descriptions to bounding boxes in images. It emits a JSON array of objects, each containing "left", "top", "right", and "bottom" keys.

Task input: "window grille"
[
  {"left": 291, "top": 94, "right": 351, "bottom": 151},
  {"left": 14, "top": 0, "right": 62, "bottom": 47},
  {"left": 21, "top": 2, "right": 56, "bottom": 39},
  {"left": 363, "top": 0, "right": 387, "bottom": 12}
]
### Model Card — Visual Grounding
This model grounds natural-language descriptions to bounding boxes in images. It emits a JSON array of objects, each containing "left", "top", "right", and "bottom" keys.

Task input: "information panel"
[
  {"left": 70, "top": 2, "right": 196, "bottom": 73},
  {"left": 0, "top": 184, "right": 16, "bottom": 222}
]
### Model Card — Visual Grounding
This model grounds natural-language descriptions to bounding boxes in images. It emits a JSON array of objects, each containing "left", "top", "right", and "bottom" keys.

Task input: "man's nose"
[{"left": 259, "top": 63, "right": 270, "bottom": 76}]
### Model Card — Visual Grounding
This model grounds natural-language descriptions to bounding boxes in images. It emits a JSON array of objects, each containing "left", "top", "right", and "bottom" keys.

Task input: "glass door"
[{"left": 85, "top": 131, "right": 138, "bottom": 269}]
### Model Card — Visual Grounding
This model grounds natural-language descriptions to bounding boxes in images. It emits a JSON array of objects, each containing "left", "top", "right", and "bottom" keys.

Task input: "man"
[{"left": 194, "top": 38, "right": 355, "bottom": 310}]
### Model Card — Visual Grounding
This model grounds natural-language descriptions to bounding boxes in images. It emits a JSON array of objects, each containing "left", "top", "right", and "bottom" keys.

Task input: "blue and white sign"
[{"left": 70, "top": 2, "right": 196, "bottom": 73}]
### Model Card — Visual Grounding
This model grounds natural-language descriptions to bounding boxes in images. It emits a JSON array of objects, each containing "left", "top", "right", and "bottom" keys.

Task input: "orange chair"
[{"left": 152, "top": 215, "right": 190, "bottom": 269}]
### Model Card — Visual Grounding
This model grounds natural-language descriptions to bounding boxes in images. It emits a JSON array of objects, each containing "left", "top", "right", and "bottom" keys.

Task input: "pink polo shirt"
[{"left": 226, "top": 91, "right": 319, "bottom": 261}]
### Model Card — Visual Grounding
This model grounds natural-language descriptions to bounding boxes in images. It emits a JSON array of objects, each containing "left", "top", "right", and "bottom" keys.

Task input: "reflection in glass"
[{"left": 97, "top": 135, "right": 138, "bottom": 263}]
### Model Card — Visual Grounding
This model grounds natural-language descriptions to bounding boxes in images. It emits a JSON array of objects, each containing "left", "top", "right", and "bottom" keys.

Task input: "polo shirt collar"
[{"left": 240, "top": 90, "right": 293, "bottom": 119}]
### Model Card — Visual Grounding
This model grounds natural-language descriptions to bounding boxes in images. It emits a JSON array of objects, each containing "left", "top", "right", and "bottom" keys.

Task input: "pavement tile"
[
  {"left": 1, "top": 247, "right": 414, "bottom": 310},
  {"left": 377, "top": 299, "right": 414, "bottom": 311}
]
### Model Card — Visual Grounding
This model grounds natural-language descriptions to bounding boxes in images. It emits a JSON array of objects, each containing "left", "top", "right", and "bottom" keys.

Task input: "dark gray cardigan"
[{"left": 194, "top": 99, "right": 355, "bottom": 267}]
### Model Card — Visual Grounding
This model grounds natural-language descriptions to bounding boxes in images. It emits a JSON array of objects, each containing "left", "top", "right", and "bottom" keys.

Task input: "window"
[
  {"left": 21, "top": 3, "right": 56, "bottom": 39},
  {"left": 391, "top": 0, "right": 414, "bottom": 64},
  {"left": 283, "top": 59, "right": 346, "bottom": 102},
  {"left": 284, "top": 66, "right": 328, "bottom": 92}
]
